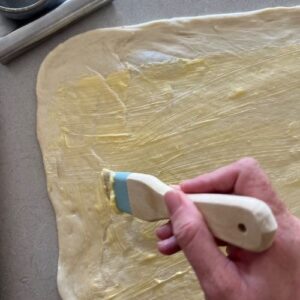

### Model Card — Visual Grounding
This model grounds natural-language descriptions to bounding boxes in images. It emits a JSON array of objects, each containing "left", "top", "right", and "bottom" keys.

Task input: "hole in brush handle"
[{"left": 238, "top": 223, "right": 247, "bottom": 233}]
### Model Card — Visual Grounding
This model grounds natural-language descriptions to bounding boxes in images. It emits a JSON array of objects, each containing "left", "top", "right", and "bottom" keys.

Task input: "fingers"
[
  {"left": 156, "top": 223, "right": 226, "bottom": 251},
  {"left": 164, "top": 190, "right": 239, "bottom": 286},
  {"left": 180, "top": 163, "right": 239, "bottom": 194},
  {"left": 233, "top": 158, "right": 284, "bottom": 214},
  {"left": 156, "top": 222, "right": 181, "bottom": 255},
  {"left": 157, "top": 236, "right": 181, "bottom": 255},
  {"left": 156, "top": 222, "right": 173, "bottom": 240},
  {"left": 180, "top": 157, "right": 285, "bottom": 215}
]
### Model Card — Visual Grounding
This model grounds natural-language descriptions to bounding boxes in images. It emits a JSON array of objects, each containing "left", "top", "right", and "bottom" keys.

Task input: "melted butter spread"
[{"left": 37, "top": 10, "right": 300, "bottom": 300}]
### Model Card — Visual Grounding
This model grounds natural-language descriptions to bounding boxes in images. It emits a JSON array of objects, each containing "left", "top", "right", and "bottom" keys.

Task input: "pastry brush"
[{"left": 102, "top": 169, "right": 277, "bottom": 252}]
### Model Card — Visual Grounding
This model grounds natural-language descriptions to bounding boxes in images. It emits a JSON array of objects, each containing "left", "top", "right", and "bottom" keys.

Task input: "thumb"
[{"left": 165, "top": 190, "right": 239, "bottom": 286}]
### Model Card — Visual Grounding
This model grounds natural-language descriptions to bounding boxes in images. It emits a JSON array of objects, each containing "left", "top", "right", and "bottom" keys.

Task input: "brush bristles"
[{"left": 101, "top": 168, "right": 115, "bottom": 200}]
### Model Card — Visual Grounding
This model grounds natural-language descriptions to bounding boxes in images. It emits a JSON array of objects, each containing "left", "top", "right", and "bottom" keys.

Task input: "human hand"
[{"left": 156, "top": 158, "right": 300, "bottom": 300}]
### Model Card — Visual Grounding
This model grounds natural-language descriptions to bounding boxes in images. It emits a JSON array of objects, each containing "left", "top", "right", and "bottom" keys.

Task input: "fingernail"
[
  {"left": 156, "top": 222, "right": 172, "bottom": 240},
  {"left": 158, "top": 239, "right": 169, "bottom": 248},
  {"left": 170, "top": 184, "right": 180, "bottom": 190},
  {"left": 158, "top": 236, "right": 178, "bottom": 250},
  {"left": 165, "top": 190, "right": 182, "bottom": 215},
  {"left": 156, "top": 224, "right": 167, "bottom": 238},
  {"left": 179, "top": 180, "right": 188, "bottom": 190}
]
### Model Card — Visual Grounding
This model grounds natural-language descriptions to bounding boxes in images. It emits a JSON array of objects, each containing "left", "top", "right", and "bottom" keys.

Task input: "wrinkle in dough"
[{"left": 37, "top": 7, "right": 300, "bottom": 300}]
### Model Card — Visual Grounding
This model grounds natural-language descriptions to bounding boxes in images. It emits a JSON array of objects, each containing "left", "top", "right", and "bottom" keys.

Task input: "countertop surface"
[{"left": 0, "top": 0, "right": 299, "bottom": 299}]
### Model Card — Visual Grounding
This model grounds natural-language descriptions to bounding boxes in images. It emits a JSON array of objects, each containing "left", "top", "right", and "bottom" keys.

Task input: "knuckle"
[
  {"left": 238, "top": 157, "right": 259, "bottom": 168},
  {"left": 259, "top": 176, "right": 271, "bottom": 190}
]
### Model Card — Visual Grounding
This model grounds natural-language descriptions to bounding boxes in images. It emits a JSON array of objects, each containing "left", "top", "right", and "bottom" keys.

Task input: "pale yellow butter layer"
[{"left": 37, "top": 7, "right": 300, "bottom": 300}]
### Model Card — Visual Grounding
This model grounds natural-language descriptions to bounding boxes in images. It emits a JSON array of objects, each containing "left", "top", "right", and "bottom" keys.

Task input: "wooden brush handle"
[
  {"left": 184, "top": 193, "right": 277, "bottom": 252},
  {"left": 127, "top": 174, "right": 277, "bottom": 252}
]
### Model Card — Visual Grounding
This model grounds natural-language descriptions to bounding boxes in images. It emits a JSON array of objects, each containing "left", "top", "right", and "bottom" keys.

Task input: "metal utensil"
[
  {"left": 0, "top": 0, "right": 63, "bottom": 20},
  {"left": 0, "top": 0, "right": 113, "bottom": 63}
]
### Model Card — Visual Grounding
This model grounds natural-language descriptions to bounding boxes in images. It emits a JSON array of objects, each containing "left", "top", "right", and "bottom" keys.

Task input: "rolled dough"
[{"left": 37, "top": 6, "right": 300, "bottom": 300}]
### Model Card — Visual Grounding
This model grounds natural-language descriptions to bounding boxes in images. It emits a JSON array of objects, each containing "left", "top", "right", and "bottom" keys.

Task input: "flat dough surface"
[{"left": 37, "top": 7, "right": 300, "bottom": 300}]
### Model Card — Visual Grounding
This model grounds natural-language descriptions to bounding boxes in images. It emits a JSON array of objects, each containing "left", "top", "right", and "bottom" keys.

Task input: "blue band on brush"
[{"left": 114, "top": 172, "right": 132, "bottom": 214}]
